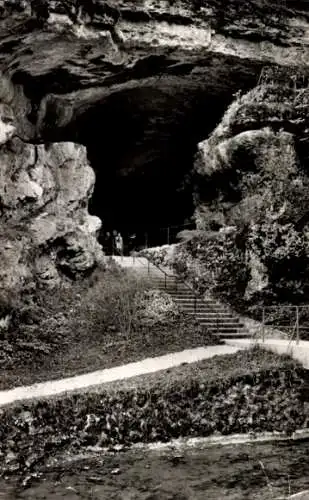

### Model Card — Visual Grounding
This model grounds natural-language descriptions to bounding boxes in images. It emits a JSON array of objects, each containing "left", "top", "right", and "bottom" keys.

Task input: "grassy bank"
[
  {"left": 0, "top": 313, "right": 220, "bottom": 390},
  {"left": 0, "top": 264, "right": 220, "bottom": 390},
  {"left": 0, "top": 348, "right": 307, "bottom": 478}
]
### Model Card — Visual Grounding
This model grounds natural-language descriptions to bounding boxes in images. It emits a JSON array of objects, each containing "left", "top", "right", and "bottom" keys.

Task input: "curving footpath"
[
  {"left": 225, "top": 338, "right": 309, "bottom": 369},
  {"left": 0, "top": 345, "right": 244, "bottom": 408},
  {"left": 2, "top": 339, "right": 309, "bottom": 408}
]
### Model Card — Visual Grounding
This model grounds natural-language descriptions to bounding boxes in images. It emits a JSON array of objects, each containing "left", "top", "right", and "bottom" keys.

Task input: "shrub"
[
  {"left": 134, "top": 310, "right": 221, "bottom": 349},
  {"left": 83, "top": 264, "right": 150, "bottom": 337},
  {"left": 139, "top": 245, "right": 176, "bottom": 269},
  {"left": 0, "top": 262, "right": 151, "bottom": 369},
  {"left": 136, "top": 289, "right": 180, "bottom": 325},
  {"left": 171, "top": 230, "right": 249, "bottom": 307}
]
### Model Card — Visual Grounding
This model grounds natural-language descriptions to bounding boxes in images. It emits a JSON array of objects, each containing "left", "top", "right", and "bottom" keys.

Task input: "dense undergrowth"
[
  {"left": 0, "top": 260, "right": 220, "bottom": 389},
  {"left": 0, "top": 262, "right": 147, "bottom": 369},
  {"left": 0, "top": 347, "right": 307, "bottom": 478}
]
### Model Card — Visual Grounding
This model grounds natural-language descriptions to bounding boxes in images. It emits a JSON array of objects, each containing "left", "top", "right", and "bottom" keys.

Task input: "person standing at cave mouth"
[
  {"left": 115, "top": 231, "right": 124, "bottom": 257},
  {"left": 103, "top": 231, "right": 112, "bottom": 255},
  {"left": 112, "top": 229, "right": 117, "bottom": 255}
]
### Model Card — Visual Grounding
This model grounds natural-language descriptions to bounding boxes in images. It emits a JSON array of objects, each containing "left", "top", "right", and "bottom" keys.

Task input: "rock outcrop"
[
  {"left": 2, "top": 0, "right": 309, "bottom": 144},
  {"left": 195, "top": 77, "right": 309, "bottom": 304},
  {"left": 0, "top": 99, "right": 102, "bottom": 289},
  {"left": 1, "top": 0, "right": 309, "bottom": 288}
]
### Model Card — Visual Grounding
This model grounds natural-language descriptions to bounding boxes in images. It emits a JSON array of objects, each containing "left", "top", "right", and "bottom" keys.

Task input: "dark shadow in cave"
[{"left": 69, "top": 84, "right": 234, "bottom": 249}]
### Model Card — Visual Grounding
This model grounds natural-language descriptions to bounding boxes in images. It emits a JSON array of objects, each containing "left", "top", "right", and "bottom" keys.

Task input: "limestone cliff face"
[
  {"left": 195, "top": 81, "right": 309, "bottom": 303},
  {"left": 0, "top": 107, "right": 102, "bottom": 289},
  {"left": 1, "top": 0, "right": 309, "bottom": 289}
]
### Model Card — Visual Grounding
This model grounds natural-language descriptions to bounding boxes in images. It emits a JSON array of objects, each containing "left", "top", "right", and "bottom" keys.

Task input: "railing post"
[
  {"left": 296, "top": 306, "right": 300, "bottom": 345},
  {"left": 164, "top": 273, "right": 167, "bottom": 289},
  {"left": 147, "top": 259, "right": 150, "bottom": 276},
  {"left": 194, "top": 295, "right": 197, "bottom": 315},
  {"left": 262, "top": 307, "right": 265, "bottom": 343}
]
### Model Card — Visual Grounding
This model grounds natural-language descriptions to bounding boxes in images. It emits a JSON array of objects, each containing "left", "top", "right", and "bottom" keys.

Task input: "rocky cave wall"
[
  {"left": 194, "top": 79, "right": 309, "bottom": 306},
  {"left": 1, "top": 0, "right": 309, "bottom": 289},
  {"left": 0, "top": 82, "right": 102, "bottom": 290}
]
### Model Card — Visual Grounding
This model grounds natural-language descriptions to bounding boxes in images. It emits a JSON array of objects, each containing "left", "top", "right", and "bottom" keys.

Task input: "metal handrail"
[
  {"left": 288, "top": 319, "right": 298, "bottom": 348},
  {"left": 136, "top": 255, "right": 200, "bottom": 312},
  {"left": 258, "top": 304, "right": 301, "bottom": 345}
]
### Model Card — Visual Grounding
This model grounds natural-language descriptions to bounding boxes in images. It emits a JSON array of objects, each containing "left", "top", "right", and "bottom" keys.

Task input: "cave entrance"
[
  {"left": 67, "top": 77, "right": 250, "bottom": 253},
  {"left": 89, "top": 170, "right": 196, "bottom": 252},
  {"left": 12, "top": 48, "right": 262, "bottom": 254}
]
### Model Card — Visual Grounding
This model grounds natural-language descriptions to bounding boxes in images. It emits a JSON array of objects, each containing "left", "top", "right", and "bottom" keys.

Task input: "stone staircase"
[{"left": 113, "top": 256, "right": 251, "bottom": 340}]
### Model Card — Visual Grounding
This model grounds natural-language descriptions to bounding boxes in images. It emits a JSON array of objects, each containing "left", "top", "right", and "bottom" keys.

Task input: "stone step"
[
  {"left": 180, "top": 297, "right": 226, "bottom": 304},
  {"left": 154, "top": 286, "right": 192, "bottom": 291},
  {"left": 180, "top": 308, "right": 228, "bottom": 313},
  {"left": 179, "top": 304, "right": 229, "bottom": 310},
  {"left": 178, "top": 308, "right": 225, "bottom": 313},
  {"left": 180, "top": 312, "right": 237, "bottom": 318},
  {"left": 177, "top": 303, "right": 227, "bottom": 315},
  {"left": 154, "top": 280, "right": 178, "bottom": 284},
  {"left": 151, "top": 287, "right": 188, "bottom": 292},
  {"left": 153, "top": 285, "right": 191, "bottom": 290},
  {"left": 193, "top": 322, "right": 242, "bottom": 328},
  {"left": 219, "top": 335, "right": 251, "bottom": 340},
  {"left": 156, "top": 292, "right": 196, "bottom": 297},
  {"left": 189, "top": 316, "right": 240, "bottom": 322},
  {"left": 174, "top": 294, "right": 218, "bottom": 299},
  {"left": 152, "top": 287, "right": 189, "bottom": 292},
  {"left": 146, "top": 276, "right": 177, "bottom": 280},
  {"left": 176, "top": 301, "right": 227, "bottom": 308},
  {"left": 200, "top": 320, "right": 241, "bottom": 326},
  {"left": 115, "top": 260, "right": 255, "bottom": 341},
  {"left": 203, "top": 326, "right": 242, "bottom": 332},
  {"left": 168, "top": 293, "right": 208, "bottom": 299},
  {"left": 174, "top": 297, "right": 216, "bottom": 300},
  {"left": 218, "top": 332, "right": 251, "bottom": 339},
  {"left": 149, "top": 283, "right": 180, "bottom": 288},
  {"left": 180, "top": 308, "right": 232, "bottom": 319},
  {"left": 146, "top": 274, "right": 176, "bottom": 278},
  {"left": 180, "top": 307, "right": 230, "bottom": 313},
  {"left": 138, "top": 271, "right": 175, "bottom": 276}
]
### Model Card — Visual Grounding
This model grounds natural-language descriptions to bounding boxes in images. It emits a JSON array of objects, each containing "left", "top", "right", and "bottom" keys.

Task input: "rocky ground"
[{"left": 2, "top": 439, "right": 309, "bottom": 499}]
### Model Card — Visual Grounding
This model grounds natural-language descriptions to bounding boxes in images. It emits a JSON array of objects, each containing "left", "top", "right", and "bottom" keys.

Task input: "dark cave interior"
[{"left": 70, "top": 82, "right": 234, "bottom": 249}]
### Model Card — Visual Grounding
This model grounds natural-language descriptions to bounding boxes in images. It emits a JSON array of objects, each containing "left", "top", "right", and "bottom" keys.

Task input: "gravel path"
[{"left": 0, "top": 345, "right": 243, "bottom": 407}]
